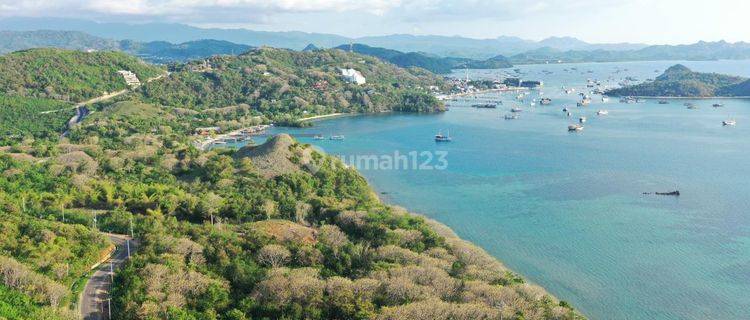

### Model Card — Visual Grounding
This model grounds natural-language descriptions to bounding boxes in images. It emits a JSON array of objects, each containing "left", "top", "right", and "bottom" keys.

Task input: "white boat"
[
  {"left": 601, "top": 96, "right": 610, "bottom": 103},
  {"left": 504, "top": 114, "right": 519, "bottom": 120},
  {"left": 713, "top": 103, "right": 724, "bottom": 108},
  {"left": 579, "top": 117, "right": 587, "bottom": 123},
  {"left": 435, "top": 130, "right": 452, "bottom": 142},
  {"left": 313, "top": 134, "right": 325, "bottom": 140},
  {"left": 329, "top": 135, "right": 345, "bottom": 140},
  {"left": 723, "top": 120, "right": 736, "bottom": 126},
  {"left": 530, "top": 102, "right": 536, "bottom": 106},
  {"left": 540, "top": 98, "right": 552, "bottom": 105},
  {"left": 511, "top": 107, "right": 523, "bottom": 113},
  {"left": 597, "top": 110, "right": 609, "bottom": 115},
  {"left": 566, "top": 112, "right": 572, "bottom": 117},
  {"left": 568, "top": 124, "right": 584, "bottom": 131}
]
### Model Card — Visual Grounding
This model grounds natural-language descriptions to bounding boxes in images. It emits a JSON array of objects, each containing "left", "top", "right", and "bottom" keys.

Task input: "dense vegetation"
[
  {"left": 335, "top": 43, "right": 511, "bottom": 74},
  {"left": 139, "top": 47, "right": 447, "bottom": 122},
  {"left": 605, "top": 64, "right": 749, "bottom": 97},
  {"left": 0, "top": 47, "right": 583, "bottom": 319},
  {"left": 0, "top": 94, "right": 74, "bottom": 143},
  {"left": 0, "top": 48, "right": 163, "bottom": 102}
]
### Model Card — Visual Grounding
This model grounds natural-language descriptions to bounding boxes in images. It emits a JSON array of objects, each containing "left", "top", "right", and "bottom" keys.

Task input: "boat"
[
  {"left": 313, "top": 134, "right": 325, "bottom": 140},
  {"left": 579, "top": 116, "right": 587, "bottom": 123},
  {"left": 530, "top": 102, "right": 536, "bottom": 106},
  {"left": 540, "top": 98, "right": 552, "bottom": 105},
  {"left": 713, "top": 103, "right": 724, "bottom": 108},
  {"left": 472, "top": 103, "right": 497, "bottom": 109},
  {"left": 658, "top": 100, "right": 669, "bottom": 104},
  {"left": 577, "top": 99, "right": 591, "bottom": 107},
  {"left": 435, "top": 131, "right": 452, "bottom": 142},
  {"left": 684, "top": 102, "right": 694, "bottom": 107},
  {"left": 511, "top": 107, "right": 523, "bottom": 113},
  {"left": 562, "top": 107, "right": 569, "bottom": 112},
  {"left": 597, "top": 110, "right": 609, "bottom": 115},
  {"left": 601, "top": 96, "right": 610, "bottom": 103},
  {"left": 329, "top": 135, "right": 345, "bottom": 140},
  {"left": 568, "top": 124, "right": 584, "bottom": 131},
  {"left": 566, "top": 112, "right": 572, "bottom": 117},
  {"left": 212, "top": 141, "right": 227, "bottom": 145},
  {"left": 504, "top": 114, "right": 519, "bottom": 120},
  {"left": 723, "top": 119, "right": 736, "bottom": 126},
  {"left": 686, "top": 105, "right": 698, "bottom": 110}
]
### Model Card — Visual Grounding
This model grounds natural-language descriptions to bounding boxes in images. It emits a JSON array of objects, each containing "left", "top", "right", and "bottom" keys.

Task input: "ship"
[{"left": 435, "top": 131, "right": 452, "bottom": 142}]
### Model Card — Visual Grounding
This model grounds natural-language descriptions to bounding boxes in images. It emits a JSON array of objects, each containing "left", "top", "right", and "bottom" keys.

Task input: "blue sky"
[{"left": 1, "top": 0, "right": 749, "bottom": 44}]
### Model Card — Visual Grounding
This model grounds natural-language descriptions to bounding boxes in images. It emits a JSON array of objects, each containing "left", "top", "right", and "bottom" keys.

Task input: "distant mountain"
[
  {"left": 0, "top": 30, "right": 253, "bottom": 63},
  {"left": 333, "top": 43, "right": 511, "bottom": 74},
  {"left": 0, "top": 17, "right": 349, "bottom": 50},
  {"left": 0, "top": 30, "right": 119, "bottom": 54},
  {"left": 606, "top": 64, "right": 748, "bottom": 97},
  {"left": 302, "top": 43, "right": 320, "bottom": 52},
  {"left": 120, "top": 39, "right": 252, "bottom": 63},
  {"left": 0, "top": 17, "right": 646, "bottom": 59},
  {"left": 511, "top": 41, "right": 750, "bottom": 64}
]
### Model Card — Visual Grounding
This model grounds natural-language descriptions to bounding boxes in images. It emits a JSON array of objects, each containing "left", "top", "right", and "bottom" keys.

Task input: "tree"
[{"left": 256, "top": 244, "right": 291, "bottom": 268}]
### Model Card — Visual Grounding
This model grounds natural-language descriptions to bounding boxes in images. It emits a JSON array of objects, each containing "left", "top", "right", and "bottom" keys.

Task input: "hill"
[
  {"left": 120, "top": 39, "right": 253, "bottom": 63},
  {"left": 138, "top": 47, "right": 447, "bottom": 122},
  {"left": 334, "top": 43, "right": 511, "bottom": 73},
  {"left": 0, "top": 30, "right": 119, "bottom": 54},
  {"left": 605, "top": 64, "right": 748, "bottom": 97},
  {"left": 0, "top": 48, "right": 163, "bottom": 102}
]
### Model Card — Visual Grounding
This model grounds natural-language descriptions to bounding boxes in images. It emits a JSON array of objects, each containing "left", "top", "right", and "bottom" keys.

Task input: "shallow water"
[{"left": 239, "top": 60, "right": 750, "bottom": 319}]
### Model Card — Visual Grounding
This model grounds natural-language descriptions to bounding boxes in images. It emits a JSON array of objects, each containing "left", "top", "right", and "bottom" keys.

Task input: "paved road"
[{"left": 80, "top": 233, "right": 134, "bottom": 320}]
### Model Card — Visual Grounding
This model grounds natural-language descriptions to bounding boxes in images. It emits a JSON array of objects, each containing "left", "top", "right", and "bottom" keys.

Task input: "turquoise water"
[{"left": 253, "top": 60, "right": 750, "bottom": 319}]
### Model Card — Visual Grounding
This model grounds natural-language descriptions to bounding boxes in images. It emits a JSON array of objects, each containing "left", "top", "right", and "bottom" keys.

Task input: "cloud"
[{"left": 0, "top": 0, "right": 404, "bottom": 22}]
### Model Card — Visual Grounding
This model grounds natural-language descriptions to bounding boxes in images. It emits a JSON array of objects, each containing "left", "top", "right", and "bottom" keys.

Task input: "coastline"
[{"left": 625, "top": 96, "right": 750, "bottom": 99}]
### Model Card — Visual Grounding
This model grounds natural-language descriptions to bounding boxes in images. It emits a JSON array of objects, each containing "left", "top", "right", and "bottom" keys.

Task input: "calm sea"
[{"left": 237, "top": 60, "right": 750, "bottom": 319}]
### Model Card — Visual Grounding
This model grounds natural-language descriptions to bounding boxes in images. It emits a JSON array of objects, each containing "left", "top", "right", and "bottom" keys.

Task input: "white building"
[
  {"left": 340, "top": 68, "right": 366, "bottom": 85},
  {"left": 117, "top": 70, "right": 141, "bottom": 87}
]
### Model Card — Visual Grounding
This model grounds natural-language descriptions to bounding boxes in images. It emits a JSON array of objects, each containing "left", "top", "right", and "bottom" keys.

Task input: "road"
[{"left": 80, "top": 233, "right": 134, "bottom": 320}]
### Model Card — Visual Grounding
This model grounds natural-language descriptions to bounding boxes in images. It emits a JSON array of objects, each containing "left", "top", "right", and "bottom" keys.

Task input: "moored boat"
[
  {"left": 723, "top": 119, "right": 736, "bottom": 126},
  {"left": 568, "top": 124, "right": 584, "bottom": 131},
  {"left": 329, "top": 135, "right": 345, "bottom": 140},
  {"left": 597, "top": 110, "right": 609, "bottom": 115},
  {"left": 579, "top": 116, "right": 587, "bottom": 123}
]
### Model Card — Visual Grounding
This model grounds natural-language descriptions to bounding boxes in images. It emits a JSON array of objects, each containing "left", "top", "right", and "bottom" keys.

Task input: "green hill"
[
  {"left": 334, "top": 43, "right": 511, "bottom": 74},
  {"left": 0, "top": 48, "right": 163, "bottom": 102},
  {"left": 605, "top": 64, "right": 747, "bottom": 97},
  {"left": 138, "top": 47, "right": 447, "bottom": 122}
]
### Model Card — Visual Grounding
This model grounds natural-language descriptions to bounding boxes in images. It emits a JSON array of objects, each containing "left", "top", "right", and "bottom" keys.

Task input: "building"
[
  {"left": 117, "top": 70, "right": 141, "bottom": 87},
  {"left": 340, "top": 68, "right": 366, "bottom": 85}
]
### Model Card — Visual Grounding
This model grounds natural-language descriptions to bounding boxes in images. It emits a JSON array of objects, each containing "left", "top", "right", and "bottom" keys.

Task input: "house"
[{"left": 340, "top": 68, "right": 366, "bottom": 85}]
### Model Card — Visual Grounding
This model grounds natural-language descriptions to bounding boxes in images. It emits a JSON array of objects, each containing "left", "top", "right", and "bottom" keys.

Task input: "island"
[{"left": 605, "top": 64, "right": 750, "bottom": 97}]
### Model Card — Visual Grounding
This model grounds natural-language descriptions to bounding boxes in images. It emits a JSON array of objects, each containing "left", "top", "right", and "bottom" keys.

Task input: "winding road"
[{"left": 80, "top": 233, "right": 135, "bottom": 320}]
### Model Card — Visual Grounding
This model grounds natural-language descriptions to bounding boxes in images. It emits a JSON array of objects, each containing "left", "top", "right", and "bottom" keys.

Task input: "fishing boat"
[
  {"left": 579, "top": 116, "right": 587, "bottom": 123},
  {"left": 511, "top": 107, "right": 523, "bottom": 113},
  {"left": 435, "top": 131, "right": 452, "bottom": 142},
  {"left": 568, "top": 124, "right": 584, "bottom": 131},
  {"left": 723, "top": 119, "right": 736, "bottom": 126},
  {"left": 329, "top": 135, "right": 345, "bottom": 140},
  {"left": 504, "top": 114, "right": 519, "bottom": 120},
  {"left": 597, "top": 110, "right": 609, "bottom": 115}
]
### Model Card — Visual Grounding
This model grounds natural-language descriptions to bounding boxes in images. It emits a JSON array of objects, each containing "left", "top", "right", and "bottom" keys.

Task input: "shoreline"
[
  {"left": 623, "top": 96, "right": 750, "bottom": 99},
  {"left": 299, "top": 112, "right": 352, "bottom": 122}
]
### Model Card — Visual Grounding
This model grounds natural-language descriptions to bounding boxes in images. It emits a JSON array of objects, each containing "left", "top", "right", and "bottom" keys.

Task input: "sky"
[{"left": 1, "top": 0, "right": 749, "bottom": 44}]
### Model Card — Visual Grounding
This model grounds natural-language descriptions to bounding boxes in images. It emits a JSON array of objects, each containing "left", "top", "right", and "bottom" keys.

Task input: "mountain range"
[
  {"left": 0, "top": 17, "right": 646, "bottom": 59},
  {"left": 0, "top": 30, "right": 253, "bottom": 63}
]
